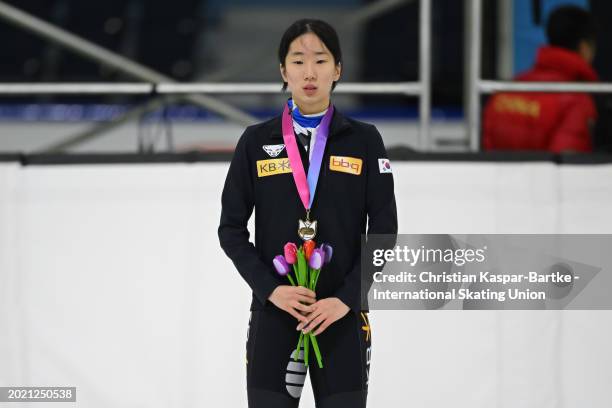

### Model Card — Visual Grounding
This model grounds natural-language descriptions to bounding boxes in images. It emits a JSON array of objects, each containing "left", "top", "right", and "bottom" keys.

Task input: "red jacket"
[{"left": 483, "top": 46, "right": 598, "bottom": 153}]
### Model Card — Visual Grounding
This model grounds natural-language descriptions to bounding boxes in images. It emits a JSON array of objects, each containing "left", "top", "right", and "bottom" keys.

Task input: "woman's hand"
[
  {"left": 268, "top": 285, "right": 317, "bottom": 324},
  {"left": 297, "top": 297, "right": 350, "bottom": 336}
]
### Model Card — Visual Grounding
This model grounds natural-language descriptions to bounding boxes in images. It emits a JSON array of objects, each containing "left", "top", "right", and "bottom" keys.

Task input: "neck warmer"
[{"left": 287, "top": 98, "right": 328, "bottom": 129}]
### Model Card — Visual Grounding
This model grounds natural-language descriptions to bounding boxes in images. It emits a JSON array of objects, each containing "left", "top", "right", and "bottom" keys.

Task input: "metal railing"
[
  {"left": 0, "top": 82, "right": 421, "bottom": 95},
  {"left": 479, "top": 81, "right": 612, "bottom": 94},
  {"left": 0, "top": 0, "right": 432, "bottom": 151},
  {"left": 0, "top": 0, "right": 255, "bottom": 125},
  {"left": 0, "top": 83, "right": 153, "bottom": 94},
  {"left": 4, "top": 0, "right": 611, "bottom": 153}
]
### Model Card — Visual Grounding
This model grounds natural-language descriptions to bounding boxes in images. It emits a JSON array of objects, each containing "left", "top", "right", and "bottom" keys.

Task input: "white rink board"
[{"left": 0, "top": 161, "right": 610, "bottom": 408}]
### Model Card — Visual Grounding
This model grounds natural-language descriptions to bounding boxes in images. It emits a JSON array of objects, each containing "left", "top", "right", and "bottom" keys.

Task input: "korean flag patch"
[{"left": 378, "top": 158, "right": 392, "bottom": 174}]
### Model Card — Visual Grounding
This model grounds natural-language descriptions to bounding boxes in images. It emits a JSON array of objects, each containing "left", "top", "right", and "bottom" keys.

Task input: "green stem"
[
  {"left": 313, "top": 269, "right": 321, "bottom": 288},
  {"left": 294, "top": 332, "right": 303, "bottom": 361},
  {"left": 287, "top": 274, "right": 296, "bottom": 286},
  {"left": 292, "top": 264, "right": 299, "bottom": 286},
  {"left": 303, "top": 333, "right": 310, "bottom": 367},
  {"left": 297, "top": 249, "right": 307, "bottom": 286},
  {"left": 309, "top": 267, "right": 314, "bottom": 290},
  {"left": 310, "top": 334, "right": 324, "bottom": 368}
]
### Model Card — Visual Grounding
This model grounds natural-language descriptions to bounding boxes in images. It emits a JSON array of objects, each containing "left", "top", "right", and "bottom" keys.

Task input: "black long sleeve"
[
  {"left": 218, "top": 129, "right": 280, "bottom": 305},
  {"left": 333, "top": 125, "right": 398, "bottom": 313}
]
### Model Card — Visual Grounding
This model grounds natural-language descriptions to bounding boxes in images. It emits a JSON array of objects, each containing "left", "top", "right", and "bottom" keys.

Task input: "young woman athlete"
[{"left": 219, "top": 18, "right": 398, "bottom": 408}]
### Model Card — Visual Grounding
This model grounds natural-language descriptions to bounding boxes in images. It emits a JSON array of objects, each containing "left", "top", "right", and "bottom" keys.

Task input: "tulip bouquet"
[{"left": 273, "top": 240, "right": 333, "bottom": 369}]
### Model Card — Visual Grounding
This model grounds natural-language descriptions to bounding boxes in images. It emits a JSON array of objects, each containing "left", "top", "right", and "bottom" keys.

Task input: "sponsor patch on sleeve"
[
  {"left": 329, "top": 156, "right": 363, "bottom": 175},
  {"left": 256, "top": 158, "right": 292, "bottom": 177},
  {"left": 378, "top": 158, "right": 392, "bottom": 173}
]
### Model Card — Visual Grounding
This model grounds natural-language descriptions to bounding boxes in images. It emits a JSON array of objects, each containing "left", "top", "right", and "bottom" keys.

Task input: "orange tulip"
[{"left": 303, "top": 240, "right": 316, "bottom": 261}]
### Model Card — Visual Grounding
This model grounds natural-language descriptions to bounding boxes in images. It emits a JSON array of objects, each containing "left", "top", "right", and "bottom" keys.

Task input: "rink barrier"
[{"left": 2, "top": 151, "right": 612, "bottom": 166}]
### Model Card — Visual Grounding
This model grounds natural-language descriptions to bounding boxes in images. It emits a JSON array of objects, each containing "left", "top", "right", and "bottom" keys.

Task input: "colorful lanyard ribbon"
[{"left": 282, "top": 102, "right": 334, "bottom": 211}]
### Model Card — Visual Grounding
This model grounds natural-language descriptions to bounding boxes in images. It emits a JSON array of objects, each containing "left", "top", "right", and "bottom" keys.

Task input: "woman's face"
[{"left": 280, "top": 32, "right": 341, "bottom": 114}]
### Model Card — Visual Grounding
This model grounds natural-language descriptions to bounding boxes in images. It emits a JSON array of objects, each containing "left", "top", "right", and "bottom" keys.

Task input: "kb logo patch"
[
  {"left": 330, "top": 156, "right": 362, "bottom": 175},
  {"left": 257, "top": 158, "right": 292, "bottom": 177}
]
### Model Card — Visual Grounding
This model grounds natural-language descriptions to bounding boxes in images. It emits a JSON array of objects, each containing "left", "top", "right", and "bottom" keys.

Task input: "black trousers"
[{"left": 245, "top": 306, "right": 372, "bottom": 408}]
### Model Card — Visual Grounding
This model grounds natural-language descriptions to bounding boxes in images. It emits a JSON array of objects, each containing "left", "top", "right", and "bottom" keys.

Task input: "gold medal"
[{"left": 298, "top": 210, "right": 317, "bottom": 241}]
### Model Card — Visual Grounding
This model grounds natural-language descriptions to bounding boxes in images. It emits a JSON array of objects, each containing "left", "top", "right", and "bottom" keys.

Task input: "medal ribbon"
[{"left": 282, "top": 102, "right": 334, "bottom": 211}]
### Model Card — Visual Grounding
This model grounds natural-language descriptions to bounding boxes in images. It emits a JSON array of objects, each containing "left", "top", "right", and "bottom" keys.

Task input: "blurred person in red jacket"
[{"left": 483, "top": 5, "right": 598, "bottom": 153}]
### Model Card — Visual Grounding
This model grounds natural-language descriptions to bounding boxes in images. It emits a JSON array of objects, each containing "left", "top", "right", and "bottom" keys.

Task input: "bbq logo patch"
[
  {"left": 378, "top": 158, "right": 392, "bottom": 174},
  {"left": 329, "top": 156, "right": 362, "bottom": 175},
  {"left": 262, "top": 144, "right": 285, "bottom": 158},
  {"left": 257, "top": 158, "right": 292, "bottom": 177}
]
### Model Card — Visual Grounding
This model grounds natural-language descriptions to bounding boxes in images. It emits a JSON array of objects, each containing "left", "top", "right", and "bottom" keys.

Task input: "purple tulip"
[
  {"left": 273, "top": 255, "right": 290, "bottom": 276},
  {"left": 320, "top": 243, "right": 333, "bottom": 264},
  {"left": 308, "top": 248, "right": 324, "bottom": 270}
]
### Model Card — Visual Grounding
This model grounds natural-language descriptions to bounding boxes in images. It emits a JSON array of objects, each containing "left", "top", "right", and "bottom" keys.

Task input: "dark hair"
[
  {"left": 278, "top": 19, "right": 342, "bottom": 91},
  {"left": 546, "top": 5, "right": 596, "bottom": 51}
]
